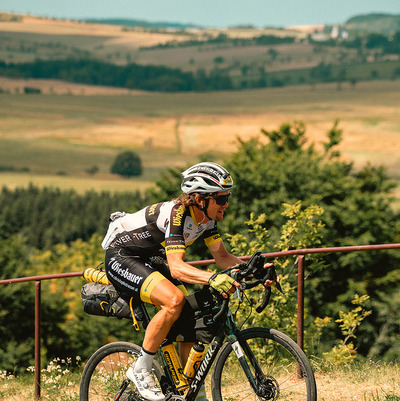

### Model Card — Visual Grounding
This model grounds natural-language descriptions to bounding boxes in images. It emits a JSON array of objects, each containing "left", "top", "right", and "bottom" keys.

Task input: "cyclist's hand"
[
  {"left": 209, "top": 273, "right": 240, "bottom": 298},
  {"left": 263, "top": 263, "right": 280, "bottom": 287}
]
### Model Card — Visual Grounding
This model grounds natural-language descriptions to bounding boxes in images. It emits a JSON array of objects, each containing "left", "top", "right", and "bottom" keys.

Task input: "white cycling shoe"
[{"left": 127, "top": 366, "right": 165, "bottom": 401}]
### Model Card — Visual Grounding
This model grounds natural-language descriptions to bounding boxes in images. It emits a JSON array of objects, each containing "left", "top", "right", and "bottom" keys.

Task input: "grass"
[
  {"left": 1, "top": 358, "right": 398, "bottom": 401},
  {"left": 0, "top": 172, "right": 156, "bottom": 194},
  {"left": 314, "top": 360, "right": 400, "bottom": 401},
  {"left": 1, "top": 80, "right": 400, "bottom": 199}
]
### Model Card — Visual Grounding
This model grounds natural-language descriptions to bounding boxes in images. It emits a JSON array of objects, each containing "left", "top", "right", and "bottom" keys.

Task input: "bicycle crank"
[{"left": 164, "top": 394, "right": 185, "bottom": 401}]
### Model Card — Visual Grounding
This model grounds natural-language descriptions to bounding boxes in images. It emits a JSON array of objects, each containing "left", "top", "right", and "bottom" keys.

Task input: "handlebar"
[{"left": 212, "top": 251, "right": 284, "bottom": 317}]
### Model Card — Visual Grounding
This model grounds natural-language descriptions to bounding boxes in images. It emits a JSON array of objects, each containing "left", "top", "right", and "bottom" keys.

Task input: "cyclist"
[{"left": 101, "top": 162, "right": 244, "bottom": 401}]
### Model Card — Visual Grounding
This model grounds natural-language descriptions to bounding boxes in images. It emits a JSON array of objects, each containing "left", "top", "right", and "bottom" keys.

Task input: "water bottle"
[
  {"left": 161, "top": 341, "right": 189, "bottom": 391},
  {"left": 183, "top": 342, "right": 205, "bottom": 382}
]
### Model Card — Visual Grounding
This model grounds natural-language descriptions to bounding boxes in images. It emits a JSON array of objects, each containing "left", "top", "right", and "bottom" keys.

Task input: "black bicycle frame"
[
  {"left": 185, "top": 308, "right": 259, "bottom": 401},
  {"left": 184, "top": 336, "right": 223, "bottom": 401},
  {"left": 136, "top": 300, "right": 261, "bottom": 401}
]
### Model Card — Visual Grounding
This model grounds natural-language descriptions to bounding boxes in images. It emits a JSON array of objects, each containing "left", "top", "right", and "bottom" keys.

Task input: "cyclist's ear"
[{"left": 194, "top": 193, "right": 205, "bottom": 207}]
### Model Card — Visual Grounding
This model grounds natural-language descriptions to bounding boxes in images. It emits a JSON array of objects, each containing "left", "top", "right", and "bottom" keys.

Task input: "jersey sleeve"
[
  {"left": 203, "top": 222, "right": 222, "bottom": 247},
  {"left": 164, "top": 204, "right": 187, "bottom": 255}
]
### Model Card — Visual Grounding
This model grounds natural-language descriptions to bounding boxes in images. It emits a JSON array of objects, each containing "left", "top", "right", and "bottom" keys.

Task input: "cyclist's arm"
[
  {"left": 208, "top": 240, "right": 243, "bottom": 270},
  {"left": 167, "top": 252, "right": 213, "bottom": 284}
]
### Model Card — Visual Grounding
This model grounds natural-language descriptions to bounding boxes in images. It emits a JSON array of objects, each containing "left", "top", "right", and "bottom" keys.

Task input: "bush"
[{"left": 110, "top": 151, "right": 142, "bottom": 177}]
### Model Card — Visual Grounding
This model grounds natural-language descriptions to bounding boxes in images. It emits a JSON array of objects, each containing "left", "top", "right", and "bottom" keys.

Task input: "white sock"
[{"left": 134, "top": 347, "right": 155, "bottom": 372}]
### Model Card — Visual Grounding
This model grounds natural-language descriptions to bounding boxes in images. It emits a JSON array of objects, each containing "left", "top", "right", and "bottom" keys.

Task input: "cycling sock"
[{"left": 134, "top": 347, "right": 156, "bottom": 372}]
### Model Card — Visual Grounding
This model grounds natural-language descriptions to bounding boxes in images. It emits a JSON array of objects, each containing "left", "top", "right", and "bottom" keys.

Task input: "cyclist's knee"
[{"left": 160, "top": 290, "right": 185, "bottom": 320}]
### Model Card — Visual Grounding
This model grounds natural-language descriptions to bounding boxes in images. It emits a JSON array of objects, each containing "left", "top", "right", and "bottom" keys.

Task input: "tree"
[
  {"left": 111, "top": 151, "right": 142, "bottom": 177},
  {"left": 148, "top": 121, "right": 400, "bottom": 359}
]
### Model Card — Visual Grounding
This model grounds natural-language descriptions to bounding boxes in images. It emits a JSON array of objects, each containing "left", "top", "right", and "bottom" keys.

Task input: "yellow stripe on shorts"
[{"left": 140, "top": 271, "right": 166, "bottom": 304}]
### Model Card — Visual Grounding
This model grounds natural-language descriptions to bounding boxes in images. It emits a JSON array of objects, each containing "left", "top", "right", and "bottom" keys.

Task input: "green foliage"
[
  {"left": 149, "top": 120, "right": 400, "bottom": 358},
  {"left": 227, "top": 202, "right": 325, "bottom": 339},
  {"left": 0, "top": 235, "right": 36, "bottom": 373},
  {"left": 0, "top": 235, "right": 69, "bottom": 373},
  {"left": 111, "top": 151, "right": 142, "bottom": 177},
  {"left": 323, "top": 294, "right": 372, "bottom": 363},
  {"left": 0, "top": 58, "right": 234, "bottom": 92},
  {"left": 0, "top": 234, "right": 144, "bottom": 371},
  {"left": 0, "top": 184, "right": 149, "bottom": 249}
]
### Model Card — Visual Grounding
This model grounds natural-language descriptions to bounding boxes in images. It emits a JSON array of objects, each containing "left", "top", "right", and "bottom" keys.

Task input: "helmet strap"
[{"left": 196, "top": 198, "right": 211, "bottom": 222}]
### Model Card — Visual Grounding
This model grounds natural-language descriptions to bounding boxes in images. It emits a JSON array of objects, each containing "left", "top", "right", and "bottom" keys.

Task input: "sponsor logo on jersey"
[
  {"left": 165, "top": 245, "right": 186, "bottom": 254},
  {"left": 172, "top": 205, "right": 185, "bottom": 227},
  {"left": 148, "top": 204, "right": 157, "bottom": 216}
]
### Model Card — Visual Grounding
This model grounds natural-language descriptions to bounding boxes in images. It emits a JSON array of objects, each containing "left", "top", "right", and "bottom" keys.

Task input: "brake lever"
[
  {"left": 255, "top": 265, "right": 284, "bottom": 313},
  {"left": 256, "top": 287, "right": 271, "bottom": 313}
]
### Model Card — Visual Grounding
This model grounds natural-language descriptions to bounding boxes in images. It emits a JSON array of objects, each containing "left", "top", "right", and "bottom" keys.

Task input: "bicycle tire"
[
  {"left": 211, "top": 327, "right": 317, "bottom": 401},
  {"left": 80, "top": 341, "right": 164, "bottom": 401}
]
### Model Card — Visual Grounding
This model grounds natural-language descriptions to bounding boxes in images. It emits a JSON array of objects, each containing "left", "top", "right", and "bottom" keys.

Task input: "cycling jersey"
[
  {"left": 102, "top": 201, "right": 222, "bottom": 306},
  {"left": 102, "top": 201, "right": 222, "bottom": 259}
]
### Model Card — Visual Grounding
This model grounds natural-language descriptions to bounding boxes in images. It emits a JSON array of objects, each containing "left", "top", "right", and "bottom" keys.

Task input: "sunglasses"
[{"left": 210, "top": 193, "right": 231, "bottom": 205}]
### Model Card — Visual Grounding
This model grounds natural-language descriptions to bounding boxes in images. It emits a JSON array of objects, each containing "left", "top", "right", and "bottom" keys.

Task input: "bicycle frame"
[
  {"left": 81, "top": 252, "right": 316, "bottom": 401},
  {"left": 148, "top": 302, "right": 260, "bottom": 401}
]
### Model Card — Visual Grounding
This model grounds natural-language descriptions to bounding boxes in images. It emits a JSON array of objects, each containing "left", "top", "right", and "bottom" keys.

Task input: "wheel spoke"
[{"left": 212, "top": 328, "right": 316, "bottom": 401}]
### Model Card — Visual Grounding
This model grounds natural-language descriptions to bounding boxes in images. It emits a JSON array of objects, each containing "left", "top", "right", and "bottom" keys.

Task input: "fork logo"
[{"left": 232, "top": 341, "right": 245, "bottom": 359}]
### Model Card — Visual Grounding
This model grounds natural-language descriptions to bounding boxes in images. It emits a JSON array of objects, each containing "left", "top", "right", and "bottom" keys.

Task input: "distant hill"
[
  {"left": 345, "top": 13, "right": 400, "bottom": 35},
  {"left": 84, "top": 18, "right": 200, "bottom": 30}
]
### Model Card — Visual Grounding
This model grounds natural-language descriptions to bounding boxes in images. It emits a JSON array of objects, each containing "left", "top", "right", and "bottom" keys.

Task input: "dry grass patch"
[{"left": 315, "top": 361, "right": 400, "bottom": 401}]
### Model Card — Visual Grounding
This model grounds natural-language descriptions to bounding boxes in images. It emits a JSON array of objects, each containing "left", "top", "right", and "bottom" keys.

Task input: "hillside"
[
  {"left": 0, "top": 12, "right": 399, "bottom": 203},
  {"left": 1, "top": 12, "right": 399, "bottom": 94},
  {"left": 345, "top": 13, "right": 400, "bottom": 35}
]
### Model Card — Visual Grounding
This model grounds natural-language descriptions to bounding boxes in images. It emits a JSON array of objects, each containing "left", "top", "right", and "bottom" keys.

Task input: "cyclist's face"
[{"left": 207, "top": 191, "right": 230, "bottom": 222}]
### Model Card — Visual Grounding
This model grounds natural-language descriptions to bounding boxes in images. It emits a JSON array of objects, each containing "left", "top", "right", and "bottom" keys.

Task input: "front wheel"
[
  {"left": 211, "top": 327, "right": 316, "bottom": 401},
  {"left": 79, "top": 341, "right": 164, "bottom": 401}
]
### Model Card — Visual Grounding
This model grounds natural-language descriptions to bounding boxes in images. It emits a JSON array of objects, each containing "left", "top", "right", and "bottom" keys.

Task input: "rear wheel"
[
  {"left": 211, "top": 327, "right": 316, "bottom": 401},
  {"left": 79, "top": 341, "right": 164, "bottom": 401}
]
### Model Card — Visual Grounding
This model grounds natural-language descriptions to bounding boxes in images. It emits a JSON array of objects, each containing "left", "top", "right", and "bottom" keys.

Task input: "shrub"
[{"left": 110, "top": 151, "right": 142, "bottom": 177}]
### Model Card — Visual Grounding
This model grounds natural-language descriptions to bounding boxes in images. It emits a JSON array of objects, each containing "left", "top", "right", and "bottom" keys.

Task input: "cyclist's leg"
[
  {"left": 141, "top": 277, "right": 186, "bottom": 352},
  {"left": 150, "top": 261, "right": 194, "bottom": 365},
  {"left": 105, "top": 249, "right": 183, "bottom": 400},
  {"left": 105, "top": 249, "right": 186, "bottom": 353}
]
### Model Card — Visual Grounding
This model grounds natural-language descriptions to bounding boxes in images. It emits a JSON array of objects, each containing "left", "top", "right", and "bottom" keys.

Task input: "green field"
[{"left": 1, "top": 80, "right": 400, "bottom": 197}]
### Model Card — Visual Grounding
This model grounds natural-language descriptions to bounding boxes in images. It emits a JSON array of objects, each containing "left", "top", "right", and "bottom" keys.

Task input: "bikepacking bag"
[
  {"left": 168, "top": 287, "right": 217, "bottom": 344},
  {"left": 81, "top": 282, "right": 133, "bottom": 320}
]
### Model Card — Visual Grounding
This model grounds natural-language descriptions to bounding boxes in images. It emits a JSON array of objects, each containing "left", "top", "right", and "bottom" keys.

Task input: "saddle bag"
[{"left": 81, "top": 282, "right": 132, "bottom": 320}]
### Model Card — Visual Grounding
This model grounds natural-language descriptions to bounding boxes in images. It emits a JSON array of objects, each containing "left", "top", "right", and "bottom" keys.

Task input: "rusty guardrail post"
[
  {"left": 297, "top": 255, "right": 305, "bottom": 378},
  {"left": 35, "top": 281, "right": 41, "bottom": 400}
]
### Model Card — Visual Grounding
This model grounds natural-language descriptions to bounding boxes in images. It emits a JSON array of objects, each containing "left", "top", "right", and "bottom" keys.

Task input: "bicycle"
[{"left": 79, "top": 251, "right": 317, "bottom": 401}]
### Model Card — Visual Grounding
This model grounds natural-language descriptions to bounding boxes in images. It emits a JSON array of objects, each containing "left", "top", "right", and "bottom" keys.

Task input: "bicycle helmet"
[{"left": 181, "top": 162, "right": 235, "bottom": 194}]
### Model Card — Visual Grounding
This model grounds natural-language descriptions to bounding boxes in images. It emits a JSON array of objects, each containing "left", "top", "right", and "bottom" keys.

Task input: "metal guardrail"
[{"left": 1, "top": 243, "right": 400, "bottom": 399}]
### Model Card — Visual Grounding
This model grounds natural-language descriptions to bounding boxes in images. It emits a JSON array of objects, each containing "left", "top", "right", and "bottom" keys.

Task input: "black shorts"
[{"left": 105, "top": 248, "right": 187, "bottom": 304}]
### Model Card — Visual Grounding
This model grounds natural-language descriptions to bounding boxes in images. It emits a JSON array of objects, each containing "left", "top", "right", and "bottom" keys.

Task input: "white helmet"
[{"left": 181, "top": 162, "right": 235, "bottom": 194}]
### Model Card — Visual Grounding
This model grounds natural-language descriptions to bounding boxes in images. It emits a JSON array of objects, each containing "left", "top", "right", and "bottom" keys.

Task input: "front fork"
[{"left": 225, "top": 311, "right": 261, "bottom": 393}]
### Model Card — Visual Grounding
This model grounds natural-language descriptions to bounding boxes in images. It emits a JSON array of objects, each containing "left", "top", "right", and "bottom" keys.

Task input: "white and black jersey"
[{"left": 102, "top": 201, "right": 222, "bottom": 260}]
